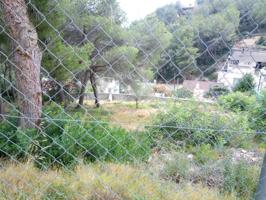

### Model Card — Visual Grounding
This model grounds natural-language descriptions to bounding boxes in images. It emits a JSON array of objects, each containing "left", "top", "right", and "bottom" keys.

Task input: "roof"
[
  {"left": 183, "top": 80, "right": 219, "bottom": 92},
  {"left": 230, "top": 48, "right": 266, "bottom": 63}
]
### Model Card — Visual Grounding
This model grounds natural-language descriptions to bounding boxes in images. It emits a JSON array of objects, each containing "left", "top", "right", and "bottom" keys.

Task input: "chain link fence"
[{"left": 0, "top": 0, "right": 266, "bottom": 199}]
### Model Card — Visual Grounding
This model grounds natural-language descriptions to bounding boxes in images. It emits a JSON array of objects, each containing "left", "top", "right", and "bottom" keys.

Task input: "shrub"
[
  {"left": 153, "top": 84, "right": 172, "bottom": 97},
  {"left": 32, "top": 119, "right": 151, "bottom": 168},
  {"left": 233, "top": 74, "right": 256, "bottom": 93},
  {"left": 223, "top": 160, "right": 259, "bottom": 200},
  {"left": 218, "top": 92, "right": 256, "bottom": 112},
  {"left": 192, "top": 144, "right": 220, "bottom": 165},
  {"left": 149, "top": 102, "right": 252, "bottom": 147},
  {"left": 0, "top": 163, "right": 237, "bottom": 200},
  {"left": 0, "top": 120, "right": 18, "bottom": 157},
  {"left": 173, "top": 88, "right": 193, "bottom": 98},
  {"left": 161, "top": 152, "right": 192, "bottom": 181},
  {"left": 249, "top": 90, "right": 266, "bottom": 138},
  {"left": 204, "top": 85, "right": 230, "bottom": 98},
  {"left": 0, "top": 103, "right": 151, "bottom": 168}
]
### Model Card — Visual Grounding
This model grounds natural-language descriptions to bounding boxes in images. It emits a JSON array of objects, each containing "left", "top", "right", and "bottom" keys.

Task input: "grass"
[
  {"left": 0, "top": 162, "right": 237, "bottom": 200},
  {"left": 82, "top": 100, "right": 160, "bottom": 130},
  {"left": 1, "top": 100, "right": 263, "bottom": 199}
]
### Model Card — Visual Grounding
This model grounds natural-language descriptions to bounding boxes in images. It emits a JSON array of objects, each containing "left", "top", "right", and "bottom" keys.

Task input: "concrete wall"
[{"left": 84, "top": 92, "right": 214, "bottom": 104}]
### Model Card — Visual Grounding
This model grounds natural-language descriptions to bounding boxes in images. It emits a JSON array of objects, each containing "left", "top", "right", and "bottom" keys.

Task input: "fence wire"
[{"left": 0, "top": 0, "right": 266, "bottom": 199}]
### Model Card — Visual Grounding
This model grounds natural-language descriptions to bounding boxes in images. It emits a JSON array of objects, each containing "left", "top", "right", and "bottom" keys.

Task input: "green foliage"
[
  {"left": 0, "top": 104, "right": 151, "bottom": 168},
  {"left": 155, "top": 3, "right": 181, "bottom": 25},
  {"left": 251, "top": 0, "right": 266, "bottom": 29},
  {"left": 154, "top": 0, "right": 240, "bottom": 81},
  {"left": 204, "top": 85, "right": 230, "bottom": 98},
  {"left": 161, "top": 152, "right": 191, "bottom": 180},
  {"left": 173, "top": 88, "right": 193, "bottom": 99},
  {"left": 129, "top": 15, "right": 172, "bottom": 68},
  {"left": 0, "top": 121, "right": 17, "bottom": 157},
  {"left": 192, "top": 1, "right": 240, "bottom": 72},
  {"left": 223, "top": 160, "right": 259, "bottom": 199},
  {"left": 43, "top": 40, "right": 93, "bottom": 82},
  {"left": 233, "top": 74, "right": 256, "bottom": 93},
  {"left": 249, "top": 90, "right": 266, "bottom": 136},
  {"left": 158, "top": 18, "right": 198, "bottom": 81},
  {"left": 0, "top": 119, "right": 39, "bottom": 158},
  {"left": 192, "top": 144, "right": 219, "bottom": 164},
  {"left": 218, "top": 92, "right": 256, "bottom": 112},
  {"left": 150, "top": 102, "right": 251, "bottom": 147}
]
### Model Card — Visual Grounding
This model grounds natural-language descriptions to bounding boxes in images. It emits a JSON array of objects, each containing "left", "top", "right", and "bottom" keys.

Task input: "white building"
[
  {"left": 98, "top": 77, "right": 120, "bottom": 94},
  {"left": 218, "top": 48, "right": 266, "bottom": 91}
]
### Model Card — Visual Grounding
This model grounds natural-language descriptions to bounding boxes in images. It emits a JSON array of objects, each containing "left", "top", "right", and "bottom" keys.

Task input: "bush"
[
  {"left": 192, "top": 144, "right": 220, "bottom": 164},
  {"left": 218, "top": 92, "right": 256, "bottom": 112},
  {"left": 161, "top": 152, "right": 192, "bottom": 181},
  {"left": 204, "top": 85, "right": 230, "bottom": 98},
  {"left": 153, "top": 84, "right": 172, "bottom": 97},
  {"left": 233, "top": 74, "right": 256, "bottom": 93},
  {"left": 0, "top": 163, "right": 237, "bottom": 200},
  {"left": 0, "top": 104, "right": 151, "bottom": 168},
  {"left": 149, "top": 102, "right": 252, "bottom": 147},
  {"left": 34, "top": 120, "right": 151, "bottom": 168},
  {"left": 249, "top": 90, "right": 266, "bottom": 138},
  {"left": 173, "top": 88, "right": 193, "bottom": 98},
  {"left": 223, "top": 160, "right": 259, "bottom": 199},
  {"left": 0, "top": 120, "right": 18, "bottom": 157},
  {"left": 0, "top": 114, "right": 39, "bottom": 158}
]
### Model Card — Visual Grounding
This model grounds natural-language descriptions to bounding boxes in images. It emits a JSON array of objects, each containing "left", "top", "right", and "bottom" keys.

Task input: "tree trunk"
[
  {"left": 2, "top": 0, "right": 42, "bottom": 128},
  {"left": 90, "top": 70, "right": 100, "bottom": 108},
  {"left": 135, "top": 97, "right": 139, "bottom": 109},
  {"left": 77, "top": 69, "right": 90, "bottom": 108}
]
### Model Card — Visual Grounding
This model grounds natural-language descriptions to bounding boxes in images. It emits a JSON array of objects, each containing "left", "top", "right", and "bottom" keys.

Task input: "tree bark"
[
  {"left": 135, "top": 97, "right": 139, "bottom": 109},
  {"left": 77, "top": 69, "right": 90, "bottom": 108},
  {"left": 90, "top": 70, "right": 100, "bottom": 108},
  {"left": 2, "top": 0, "right": 42, "bottom": 128}
]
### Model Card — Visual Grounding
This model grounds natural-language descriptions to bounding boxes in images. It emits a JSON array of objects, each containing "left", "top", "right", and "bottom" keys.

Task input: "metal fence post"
[{"left": 256, "top": 153, "right": 266, "bottom": 200}]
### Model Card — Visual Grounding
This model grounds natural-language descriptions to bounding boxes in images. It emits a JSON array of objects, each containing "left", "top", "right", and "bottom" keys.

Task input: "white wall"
[
  {"left": 218, "top": 62, "right": 262, "bottom": 90},
  {"left": 98, "top": 78, "right": 120, "bottom": 94}
]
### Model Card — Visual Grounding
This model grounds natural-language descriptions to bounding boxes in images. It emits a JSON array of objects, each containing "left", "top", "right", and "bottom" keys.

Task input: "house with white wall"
[
  {"left": 217, "top": 48, "right": 266, "bottom": 91},
  {"left": 98, "top": 77, "right": 120, "bottom": 94}
]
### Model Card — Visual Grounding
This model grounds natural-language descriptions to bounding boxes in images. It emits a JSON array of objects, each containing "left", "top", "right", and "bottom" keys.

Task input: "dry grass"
[
  {"left": 0, "top": 162, "right": 237, "bottom": 200},
  {"left": 83, "top": 100, "right": 159, "bottom": 130}
]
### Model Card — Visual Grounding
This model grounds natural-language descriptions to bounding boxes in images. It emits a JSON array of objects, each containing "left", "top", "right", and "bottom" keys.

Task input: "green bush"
[
  {"left": 192, "top": 144, "right": 219, "bottom": 165},
  {"left": 218, "top": 92, "right": 256, "bottom": 112},
  {"left": 204, "top": 85, "right": 230, "bottom": 98},
  {"left": 0, "top": 120, "right": 18, "bottom": 157},
  {"left": 249, "top": 90, "right": 266, "bottom": 138},
  {"left": 233, "top": 74, "right": 256, "bottom": 93},
  {"left": 149, "top": 102, "right": 252, "bottom": 147},
  {"left": 34, "top": 119, "right": 151, "bottom": 168},
  {"left": 161, "top": 152, "right": 192, "bottom": 180},
  {"left": 0, "top": 103, "right": 151, "bottom": 168},
  {"left": 0, "top": 120, "right": 39, "bottom": 159},
  {"left": 173, "top": 88, "right": 193, "bottom": 98},
  {"left": 223, "top": 160, "right": 259, "bottom": 199}
]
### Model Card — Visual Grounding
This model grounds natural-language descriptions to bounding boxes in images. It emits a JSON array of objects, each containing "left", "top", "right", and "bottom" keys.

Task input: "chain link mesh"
[{"left": 0, "top": 0, "right": 266, "bottom": 199}]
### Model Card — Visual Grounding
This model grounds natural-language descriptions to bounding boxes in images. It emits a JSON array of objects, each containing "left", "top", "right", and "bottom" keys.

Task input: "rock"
[
  {"left": 232, "top": 148, "right": 262, "bottom": 164},
  {"left": 187, "top": 154, "right": 194, "bottom": 160}
]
